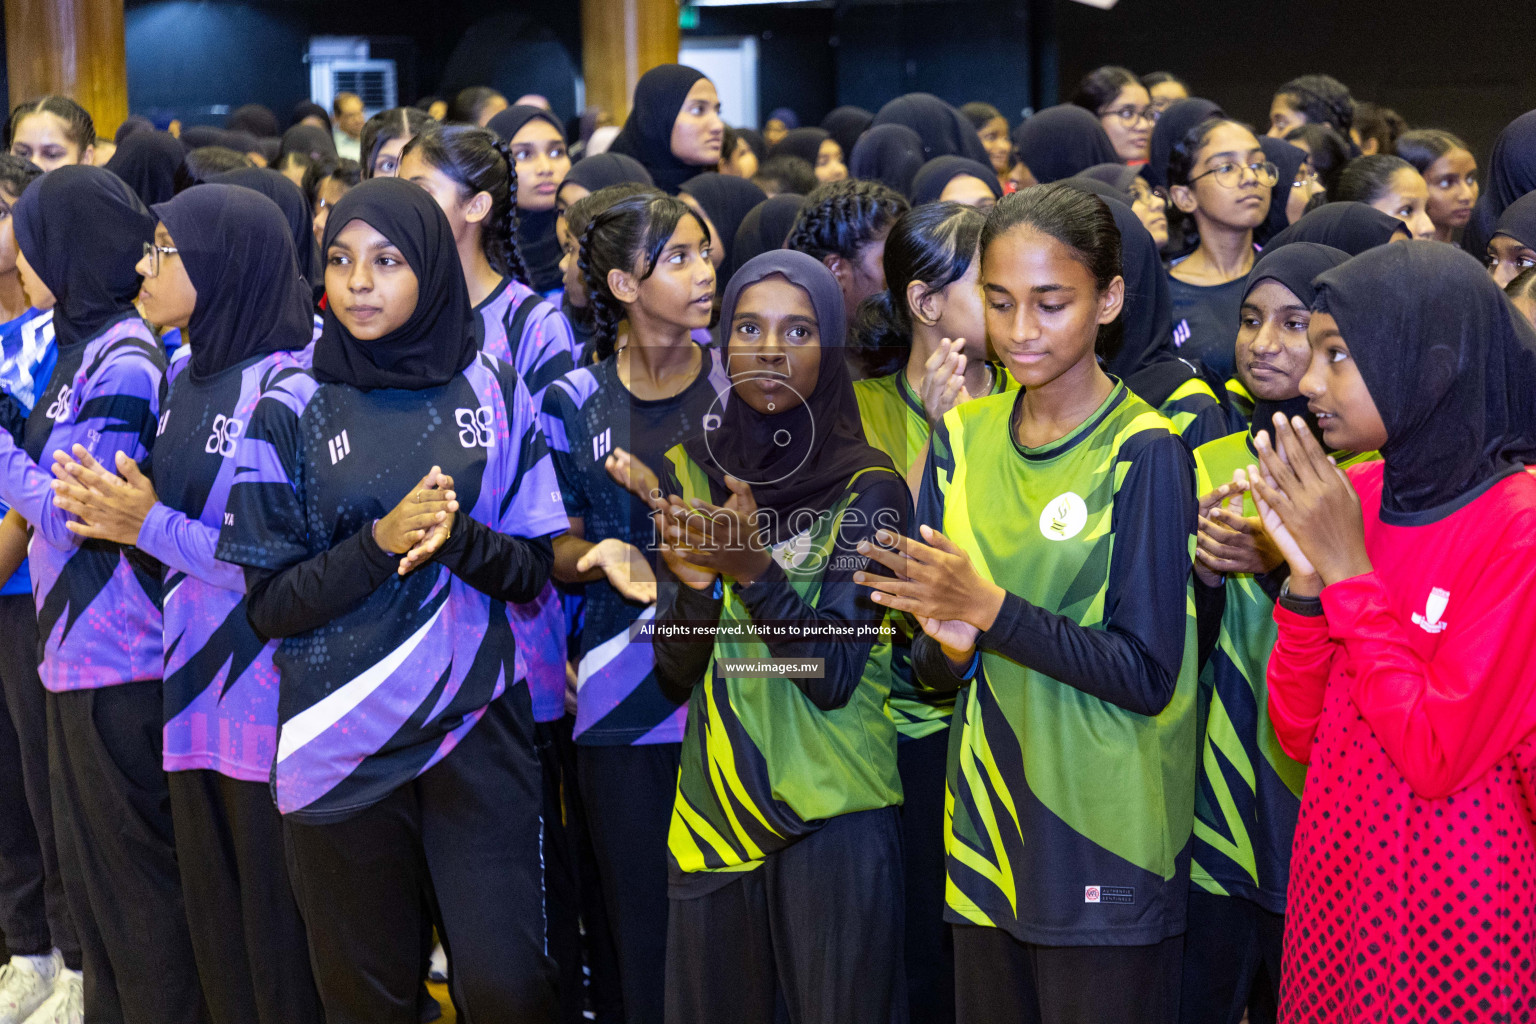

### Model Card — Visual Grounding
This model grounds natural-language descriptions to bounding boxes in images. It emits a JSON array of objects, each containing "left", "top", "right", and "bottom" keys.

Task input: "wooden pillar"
[
  {"left": 581, "top": 0, "right": 679, "bottom": 123},
  {"left": 5, "top": 0, "right": 129, "bottom": 139}
]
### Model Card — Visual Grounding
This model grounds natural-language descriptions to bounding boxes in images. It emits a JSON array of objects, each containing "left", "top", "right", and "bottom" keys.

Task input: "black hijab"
[
  {"left": 279, "top": 124, "right": 337, "bottom": 164},
  {"left": 1492, "top": 189, "right": 1536, "bottom": 250},
  {"left": 737, "top": 128, "right": 767, "bottom": 163},
  {"left": 490, "top": 104, "right": 569, "bottom": 293},
  {"left": 608, "top": 64, "right": 713, "bottom": 194},
  {"left": 1463, "top": 110, "right": 1536, "bottom": 262},
  {"left": 1313, "top": 240, "right": 1536, "bottom": 519},
  {"left": 290, "top": 101, "right": 331, "bottom": 133},
  {"left": 312, "top": 177, "right": 478, "bottom": 391},
  {"left": 152, "top": 185, "right": 312, "bottom": 382},
  {"left": 1092, "top": 189, "right": 1178, "bottom": 381},
  {"left": 212, "top": 167, "right": 323, "bottom": 294},
  {"left": 770, "top": 127, "right": 831, "bottom": 166},
  {"left": 1144, "top": 98, "right": 1223, "bottom": 189},
  {"left": 13, "top": 165, "right": 155, "bottom": 349},
  {"left": 680, "top": 173, "right": 767, "bottom": 272},
  {"left": 871, "top": 93, "right": 993, "bottom": 167},
  {"left": 1076, "top": 162, "right": 1140, "bottom": 196},
  {"left": 727, "top": 193, "right": 806, "bottom": 283},
  {"left": 114, "top": 116, "right": 154, "bottom": 146},
  {"left": 821, "top": 106, "right": 873, "bottom": 162},
  {"left": 682, "top": 249, "right": 895, "bottom": 541},
  {"left": 105, "top": 130, "right": 184, "bottom": 208},
  {"left": 180, "top": 126, "right": 227, "bottom": 151},
  {"left": 1012, "top": 106, "right": 1119, "bottom": 184},
  {"left": 848, "top": 124, "right": 926, "bottom": 198},
  {"left": 1240, "top": 242, "right": 1351, "bottom": 441},
  {"left": 226, "top": 104, "right": 280, "bottom": 140},
  {"left": 1263, "top": 201, "right": 1405, "bottom": 255},
  {"left": 560, "top": 152, "right": 654, "bottom": 200},
  {"left": 1255, "top": 136, "right": 1310, "bottom": 247},
  {"left": 910, "top": 156, "right": 1002, "bottom": 205}
]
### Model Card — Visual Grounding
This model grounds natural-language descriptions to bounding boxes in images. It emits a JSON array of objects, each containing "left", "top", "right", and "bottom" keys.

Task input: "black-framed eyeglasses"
[
  {"left": 142, "top": 241, "right": 178, "bottom": 277},
  {"left": 1188, "top": 160, "right": 1280, "bottom": 190},
  {"left": 1099, "top": 105, "right": 1158, "bottom": 127}
]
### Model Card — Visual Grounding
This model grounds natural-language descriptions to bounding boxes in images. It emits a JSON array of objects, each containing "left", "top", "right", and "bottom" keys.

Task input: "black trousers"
[
  {"left": 953, "top": 924, "right": 1183, "bottom": 1024},
  {"left": 1178, "top": 891, "right": 1284, "bottom": 1024},
  {"left": 897, "top": 731, "right": 954, "bottom": 1024},
  {"left": 665, "top": 806, "right": 906, "bottom": 1024},
  {"left": 577, "top": 741, "right": 679, "bottom": 1024},
  {"left": 47, "top": 681, "right": 209, "bottom": 1024},
  {"left": 168, "top": 770, "right": 324, "bottom": 1024},
  {"left": 0, "top": 594, "right": 76, "bottom": 963},
  {"left": 283, "top": 690, "right": 557, "bottom": 1024}
]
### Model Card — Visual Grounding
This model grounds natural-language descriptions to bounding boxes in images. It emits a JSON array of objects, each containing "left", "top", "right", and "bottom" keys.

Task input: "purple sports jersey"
[
  {"left": 476, "top": 276, "right": 579, "bottom": 722},
  {"left": 0, "top": 316, "right": 165, "bottom": 691},
  {"left": 216, "top": 353, "right": 568, "bottom": 821},
  {"left": 146, "top": 351, "right": 312, "bottom": 781}
]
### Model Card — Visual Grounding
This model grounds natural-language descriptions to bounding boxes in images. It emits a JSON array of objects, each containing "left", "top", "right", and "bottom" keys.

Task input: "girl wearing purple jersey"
[
  {"left": 51, "top": 185, "right": 322, "bottom": 1024},
  {"left": 216, "top": 177, "right": 567, "bottom": 1024},
  {"left": 0, "top": 165, "right": 206, "bottom": 1023}
]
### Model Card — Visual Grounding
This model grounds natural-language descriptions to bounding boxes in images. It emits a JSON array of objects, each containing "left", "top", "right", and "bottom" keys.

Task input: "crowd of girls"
[{"left": 0, "top": 57, "right": 1532, "bottom": 1024}]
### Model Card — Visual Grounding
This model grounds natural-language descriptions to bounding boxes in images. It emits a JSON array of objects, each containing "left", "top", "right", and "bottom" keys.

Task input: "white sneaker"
[
  {"left": 427, "top": 942, "right": 448, "bottom": 982},
  {"left": 0, "top": 953, "right": 57, "bottom": 1024},
  {"left": 20, "top": 968, "right": 80, "bottom": 1024}
]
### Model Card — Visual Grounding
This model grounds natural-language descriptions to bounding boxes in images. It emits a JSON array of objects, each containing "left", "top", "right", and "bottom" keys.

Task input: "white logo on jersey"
[
  {"left": 157, "top": 410, "right": 172, "bottom": 437},
  {"left": 1039, "top": 492, "right": 1088, "bottom": 541},
  {"left": 703, "top": 413, "right": 722, "bottom": 431},
  {"left": 223, "top": 512, "right": 235, "bottom": 527},
  {"left": 455, "top": 406, "right": 496, "bottom": 448},
  {"left": 204, "top": 414, "right": 244, "bottom": 457},
  {"left": 45, "top": 384, "right": 74, "bottom": 422},
  {"left": 1412, "top": 587, "right": 1450, "bottom": 634},
  {"left": 328, "top": 430, "right": 351, "bottom": 465},
  {"left": 592, "top": 427, "right": 612, "bottom": 461}
]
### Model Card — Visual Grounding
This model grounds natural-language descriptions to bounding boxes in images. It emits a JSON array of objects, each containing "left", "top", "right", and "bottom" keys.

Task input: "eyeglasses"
[
  {"left": 1292, "top": 167, "right": 1320, "bottom": 189},
  {"left": 142, "top": 242, "right": 178, "bottom": 277},
  {"left": 1187, "top": 160, "right": 1280, "bottom": 190},
  {"left": 1099, "top": 105, "right": 1158, "bottom": 127}
]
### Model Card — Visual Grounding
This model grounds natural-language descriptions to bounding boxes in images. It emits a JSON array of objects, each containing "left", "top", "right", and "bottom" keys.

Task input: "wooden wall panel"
[
  {"left": 5, "top": 0, "right": 128, "bottom": 138},
  {"left": 581, "top": 0, "right": 678, "bottom": 122}
]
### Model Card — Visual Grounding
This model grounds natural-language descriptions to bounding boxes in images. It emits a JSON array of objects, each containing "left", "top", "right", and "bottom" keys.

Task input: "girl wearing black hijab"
[
  {"left": 1181, "top": 241, "right": 1355, "bottom": 1024},
  {"left": 1074, "top": 163, "right": 1172, "bottom": 249},
  {"left": 849, "top": 123, "right": 927, "bottom": 198},
  {"left": 0, "top": 165, "right": 207, "bottom": 1023},
  {"left": 1262, "top": 200, "right": 1409, "bottom": 254},
  {"left": 872, "top": 93, "right": 994, "bottom": 167},
  {"left": 727, "top": 191, "right": 806, "bottom": 281},
  {"left": 1464, "top": 110, "right": 1536, "bottom": 262},
  {"left": 213, "top": 166, "right": 326, "bottom": 305},
  {"left": 821, "top": 106, "right": 873, "bottom": 166},
  {"left": 769, "top": 127, "right": 847, "bottom": 183},
  {"left": 909, "top": 156, "right": 1002, "bottom": 209},
  {"left": 679, "top": 171, "right": 767, "bottom": 275},
  {"left": 1011, "top": 105, "right": 1119, "bottom": 184},
  {"left": 1255, "top": 136, "right": 1318, "bottom": 246},
  {"left": 104, "top": 129, "right": 184, "bottom": 208},
  {"left": 490, "top": 105, "right": 574, "bottom": 299},
  {"left": 609, "top": 64, "right": 725, "bottom": 194},
  {"left": 1253, "top": 241, "right": 1536, "bottom": 1024},
  {"left": 215, "top": 177, "right": 568, "bottom": 1023},
  {"left": 1486, "top": 190, "right": 1536, "bottom": 287},
  {"left": 605, "top": 248, "right": 909, "bottom": 1024},
  {"left": 556, "top": 152, "right": 655, "bottom": 213},
  {"left": 51, "top": 184, "right": 323, "bottom": 1024}
]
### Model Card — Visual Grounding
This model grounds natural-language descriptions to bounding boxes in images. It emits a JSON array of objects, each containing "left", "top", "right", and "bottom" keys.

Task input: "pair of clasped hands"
[
  {"left": 49, "top": 445, "right": 457, "bottom": 577},
  {"left": 1198, "top": 413, "right": 1373, "bottom": 599}
]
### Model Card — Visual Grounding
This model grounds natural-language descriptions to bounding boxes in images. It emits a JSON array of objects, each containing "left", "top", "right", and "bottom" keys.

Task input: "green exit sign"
[{"left": 679, "top": 6, "right": 699, "bottom": 28}]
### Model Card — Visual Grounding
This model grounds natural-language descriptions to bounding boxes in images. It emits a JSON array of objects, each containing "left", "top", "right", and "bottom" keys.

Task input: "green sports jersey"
[
  {"left": 917, "top": 382, "right": 1199, "bottom": 945},
  {"left": 657, "top": 448, "right": 905, "bottom": 894},
  {"left": 1158, "top": 374, "right": 1231, "bottom": 450},
  {"left": 853, "top": 363, "right": 1017, "bottom": 740},
  {"left": 1191, "top": 431, "right": 1376, "bottom": 912}
]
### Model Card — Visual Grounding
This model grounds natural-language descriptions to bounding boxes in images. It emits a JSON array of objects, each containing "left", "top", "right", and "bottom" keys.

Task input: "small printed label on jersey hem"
[{"left": 1084, "top": 885, "right": 1135, "bottom": 904}]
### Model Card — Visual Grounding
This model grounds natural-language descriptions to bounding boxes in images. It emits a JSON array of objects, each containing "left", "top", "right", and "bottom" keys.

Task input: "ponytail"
[
  {"left": 402, "top": 124, "right": 531, "bottom": 286},
  {"left": 578, "top": 189, "right": 699, "bottom": 361}
]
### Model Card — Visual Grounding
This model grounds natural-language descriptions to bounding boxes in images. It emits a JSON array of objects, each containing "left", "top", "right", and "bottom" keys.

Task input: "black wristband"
[{"left": 1277, "top": 579, "right": 1324, "bottom": 617}]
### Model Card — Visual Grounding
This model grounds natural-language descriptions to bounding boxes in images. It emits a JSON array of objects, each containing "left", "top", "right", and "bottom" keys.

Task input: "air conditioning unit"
[{"left": 308, "top": 37, "right": 398, "bottom": 116}]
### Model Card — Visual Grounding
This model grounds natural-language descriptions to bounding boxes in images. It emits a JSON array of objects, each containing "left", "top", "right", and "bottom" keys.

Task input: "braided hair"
[
  {"left": 785, "top": 178, "right": 909, "bottom": 265},
  {"left": 7, "top": 96, "right": 95, "bottom": 158},
  {"left": 578, "top": 189, "right": 709, "bottom": 361},
  {"left": 402, "top": 124, "right": 531, "bottom": 286},
  {"left": 1273, "top": 74, "right": 1355, "bottom": 139}
]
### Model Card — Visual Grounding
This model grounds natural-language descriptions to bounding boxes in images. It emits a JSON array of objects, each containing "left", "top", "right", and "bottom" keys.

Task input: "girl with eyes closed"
[{"left": 857, "top": 183, "right": 1198, "bottom": 1024}]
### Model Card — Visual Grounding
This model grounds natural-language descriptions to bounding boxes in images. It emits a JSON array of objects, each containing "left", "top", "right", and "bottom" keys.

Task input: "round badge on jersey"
[{"left": 1039, "top": 492, "right": 1088, "bottom": 541}]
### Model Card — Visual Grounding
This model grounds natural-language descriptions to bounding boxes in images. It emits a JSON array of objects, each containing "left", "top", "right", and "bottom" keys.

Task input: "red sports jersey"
[{"left": 1268, "top": 462, "right": 1536, "bottom": 1022}]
